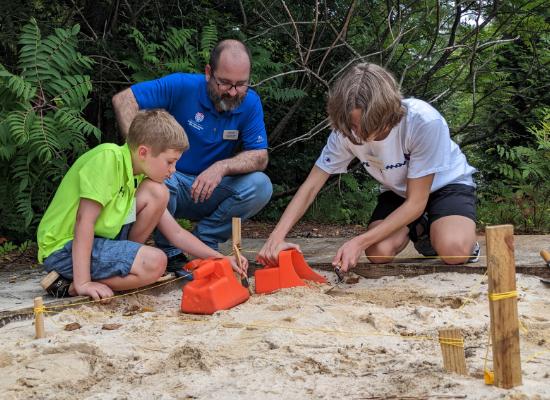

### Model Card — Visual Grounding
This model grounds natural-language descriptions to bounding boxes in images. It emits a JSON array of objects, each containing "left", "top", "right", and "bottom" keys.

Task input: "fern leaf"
[
  {"left": 47, "top": 75, "right": 93, "bottom": 109},
  {"left": 0, "top": 68, "right": 36, "bottom": 100},
  {"left": 6, "top": 109, "right": 36, "bottom": 145},
  {"left": 55, "top": 109, "right": 101, "bottom": 140},
  {"left": 200, "top": 22, "right": 218, "bottom": 63}
]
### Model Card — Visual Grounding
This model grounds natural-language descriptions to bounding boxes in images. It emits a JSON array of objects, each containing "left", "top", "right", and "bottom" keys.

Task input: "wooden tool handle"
[{"left": 541, "top": 250, "right": 550, "bottom": 263}]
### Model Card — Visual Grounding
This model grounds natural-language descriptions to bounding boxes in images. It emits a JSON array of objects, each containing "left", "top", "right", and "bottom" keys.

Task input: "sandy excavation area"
[{"left": 0, "top": 271, "right": 549, "bottom": 400}]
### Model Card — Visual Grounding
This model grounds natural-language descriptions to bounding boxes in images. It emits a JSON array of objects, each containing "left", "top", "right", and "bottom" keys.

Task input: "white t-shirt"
[{"left": 315, "top": 98, "right": 476, "bottom": 198}]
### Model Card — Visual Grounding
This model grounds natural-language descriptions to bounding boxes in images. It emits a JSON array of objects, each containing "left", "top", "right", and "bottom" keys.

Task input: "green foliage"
[
  {"left": 123, "top": 22, "right": 216, "bottom": 82},
  {"left": 0, "top": 240, "right": 32, "bottom": 258},
  {"left": 478, "top": 111, "right": 550, "bottom": 232},
  {"left": 0, "top": 18, "right": 98, "bottom": 239},
  {"left": 176, "top": 218, "right": 194, "bottom": 231},
  {"left": 305, "top": 174, "right": 379, "bottom": 225}
]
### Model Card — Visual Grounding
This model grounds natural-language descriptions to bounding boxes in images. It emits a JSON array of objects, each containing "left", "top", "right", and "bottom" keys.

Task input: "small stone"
[
  {"left": 102, "top": 323, "right": 122, "bottom": 330},
  {"left": 64, "top": 322, "right": 81, "bottom": 331}
]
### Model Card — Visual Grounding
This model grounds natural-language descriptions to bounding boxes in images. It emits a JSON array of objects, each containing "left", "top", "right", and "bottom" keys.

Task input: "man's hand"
[
  {"left": 75, "top": 281, "right": 114, "bottom": 301},
  {"left": 257, "top": 239, "right": 301, "bottom": 267},
  {"left": 227, "top": 254, "right": 248, "bottom": 276},
  {"left": 191, "top": 163, "right": 225, "bottom": 202},
  {"left": 332, "top": 236, "right": 368, "bottom": 272}
]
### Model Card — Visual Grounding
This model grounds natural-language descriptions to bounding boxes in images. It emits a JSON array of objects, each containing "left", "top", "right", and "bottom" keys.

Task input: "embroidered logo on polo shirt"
[
  {"left": 188, "top": 111, "right": 204, "bottom": 131},
  {"left": 256, "top": 135, "right": 264, "bottom": 143}
]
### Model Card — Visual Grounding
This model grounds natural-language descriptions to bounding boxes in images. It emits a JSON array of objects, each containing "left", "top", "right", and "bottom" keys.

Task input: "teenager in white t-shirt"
[{"left": 257, "top": 63, "right": 479, "bottom": 272}]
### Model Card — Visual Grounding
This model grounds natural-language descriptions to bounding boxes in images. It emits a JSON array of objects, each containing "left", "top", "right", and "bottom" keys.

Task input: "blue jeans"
[{"left": 154, "top": 171, "right": 272, "bottom": 254}]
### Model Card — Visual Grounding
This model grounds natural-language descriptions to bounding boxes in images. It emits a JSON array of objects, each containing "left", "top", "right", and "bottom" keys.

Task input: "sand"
[{"left": 0, "top": 272, "right": 549, "bottom": 400}]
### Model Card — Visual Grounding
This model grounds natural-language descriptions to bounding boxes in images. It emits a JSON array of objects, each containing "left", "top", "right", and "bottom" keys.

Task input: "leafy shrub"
[
  {"left": 478, "top": 111, "right": 550, "bottom": 232},
  {"left": 0, "top": 18, "right": 99, "bottom": 239}
]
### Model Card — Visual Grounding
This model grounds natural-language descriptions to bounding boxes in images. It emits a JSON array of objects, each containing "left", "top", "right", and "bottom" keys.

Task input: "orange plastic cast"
[
  {"left": 255, "top": 250, "right": 327, "bottom": 294},
  {"left": 181, "top": 258, "right": 250, "bottom": 314}
]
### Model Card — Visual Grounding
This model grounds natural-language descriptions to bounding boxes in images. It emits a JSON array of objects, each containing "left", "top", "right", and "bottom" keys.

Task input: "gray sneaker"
[{"left": 468, "top": 241, "right": 480, "bottom": 263}]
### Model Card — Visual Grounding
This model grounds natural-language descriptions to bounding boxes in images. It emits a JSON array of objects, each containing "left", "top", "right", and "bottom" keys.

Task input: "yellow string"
[
  {"left": 239, "top": 248, "right": 486, "bottom": 259},
  {"left": 438, "top": 337, "right": 464, "bottom": 347},
  {"left": 39, "top": 274, "right": 188, "bottom": 312},
  {"left": 459, "top": 269, "right": 488, "bottom": 310},
  {"left": 33, "top": 305, "right": 46, "bottom": 315},
  {"left": 488, "top": 290, "right": 518, "bottom": 301}
]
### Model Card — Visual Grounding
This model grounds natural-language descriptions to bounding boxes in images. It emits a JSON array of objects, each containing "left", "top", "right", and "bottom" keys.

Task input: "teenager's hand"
[
  {"left": 227, "top": 254, "right": 248, "bottom": 276},
  {"left": 191, "top": 163, "right": 225, "bottom": 203},
  {"left": 257, "top": 239, "right": 301, "bottom": 267},
  {"left": 332, "top": 236, "right": 367, "bottom": 272},
  {"left": 75, "top": 281, "right": 114, "bottom": 301}
]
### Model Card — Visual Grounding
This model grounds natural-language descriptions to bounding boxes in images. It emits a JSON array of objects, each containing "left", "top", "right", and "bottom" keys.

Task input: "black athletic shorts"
[{"left": 369, "top": 184, "right": 477, "bottom": 240}]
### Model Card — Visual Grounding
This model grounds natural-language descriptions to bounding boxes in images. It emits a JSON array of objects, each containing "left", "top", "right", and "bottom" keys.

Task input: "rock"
[
  {"left": 414, "top": 306, "right": 433, "bottom": 320},
  {"left": 102, "top": 323, "right": 122, "bottom": 330},
  {"left": 64, "top": 322, "right": 81, "bottom": 331}
]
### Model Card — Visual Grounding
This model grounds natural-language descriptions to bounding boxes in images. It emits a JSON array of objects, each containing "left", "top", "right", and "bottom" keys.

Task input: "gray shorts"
[{"left": 42, "top": 224, "right": 142, "bottom": 281}]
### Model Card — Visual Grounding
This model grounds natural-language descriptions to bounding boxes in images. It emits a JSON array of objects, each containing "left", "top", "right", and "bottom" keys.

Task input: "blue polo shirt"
[{"left": 131, "top": 73, "right": 268, "bottom": 175}]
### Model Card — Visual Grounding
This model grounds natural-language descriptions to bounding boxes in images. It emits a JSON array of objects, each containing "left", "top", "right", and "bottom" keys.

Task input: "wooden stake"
[
  {"left": 486, "top": 224, "right": 522, "bottom": 388},
  {"left": 34, "top": 296, "right": 45, "bottom": 339},
  {"left": 232, "top": 217, "right": 241, "bottom": 249},
  {"left": 438, "top": 328, "right": 467, "bottom": 375}
]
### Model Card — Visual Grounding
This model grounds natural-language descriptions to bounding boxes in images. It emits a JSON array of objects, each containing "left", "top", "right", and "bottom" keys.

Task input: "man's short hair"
[
  {"left": 209, "top": 39, "right": 252, "bottom": 72},
  {"left": 127, "top": 109, "right": 189, "bottom": 155},
  {"left": 327, "top": 63, "right": 405, "bottom": 144}
]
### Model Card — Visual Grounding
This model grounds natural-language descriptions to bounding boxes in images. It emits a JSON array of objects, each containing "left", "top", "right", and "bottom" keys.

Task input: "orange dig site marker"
[
  {"left": 255, "top": 249, "right": 327, "bottom": 294},
  {"left": 181, "top": 258, "right": 250, "bottom": 314}
]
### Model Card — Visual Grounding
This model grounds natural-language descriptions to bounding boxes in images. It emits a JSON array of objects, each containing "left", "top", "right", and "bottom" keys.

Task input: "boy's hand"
[
  {"left": 332, "top": 236, "right": 367, "bottom": 272},
  {"left": 257, "top": 239, "right": 301, "bottom": 267},
  {"left": 227, "top": 254, "right": 248, "bottom": 277},
  {"left": 75, "top": 281, "right": 114, "bottom": 301}
]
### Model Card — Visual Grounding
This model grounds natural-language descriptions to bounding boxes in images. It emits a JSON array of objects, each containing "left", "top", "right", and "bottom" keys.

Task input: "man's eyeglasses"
[{"left": 211, "top": 73, "right": 249, "bottom": 93}]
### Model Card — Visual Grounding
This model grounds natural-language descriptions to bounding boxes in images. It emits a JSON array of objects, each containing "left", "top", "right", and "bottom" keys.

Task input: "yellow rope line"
[
  {"left": 43, "top": 274, "right": 188, "bottom": 311},
  {"left": 438, "top": 338, "right": 464, "bottom": 348},
  {"left": 238, "top": 248, "right": 486, "bottom": 260},
  {"left": 33, "top": 305, "right": 46, "bottom": 315},
  {"left": 488, "top": 290, "right": 518, "bottom": 301},
  {"left": 221, "top": 321, "right": 434, "bottom": 341}
]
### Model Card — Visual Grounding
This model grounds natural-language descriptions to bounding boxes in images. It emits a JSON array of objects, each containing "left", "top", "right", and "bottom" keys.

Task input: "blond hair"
[
  {"left": 327, "top": 63, "right": 405, "bottom": 144},
  {"left": 127, "top": 109, "right": 189, "bottom": 155}
]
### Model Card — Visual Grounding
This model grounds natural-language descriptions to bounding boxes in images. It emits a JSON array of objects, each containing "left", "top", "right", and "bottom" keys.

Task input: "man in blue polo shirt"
[{"left": 112, "top": 39, "right": 272, "bottom": 262}]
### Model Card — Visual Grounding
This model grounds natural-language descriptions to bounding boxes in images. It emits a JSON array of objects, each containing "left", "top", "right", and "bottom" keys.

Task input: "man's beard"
[{"left": 207, "top": 80, "right": 245, "bottom": 112}]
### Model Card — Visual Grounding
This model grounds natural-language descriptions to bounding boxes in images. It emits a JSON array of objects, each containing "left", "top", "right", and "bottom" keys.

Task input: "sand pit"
[{"left": 0, "top": 271, "right": 549, "bottom": 399}]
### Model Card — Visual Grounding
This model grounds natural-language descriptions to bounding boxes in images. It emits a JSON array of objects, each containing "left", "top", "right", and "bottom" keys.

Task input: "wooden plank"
[
  {"left": 486, "top": 225, "right": 522, "bottom": 388},
  {"left": 439, "top": 328, "right": 467, "bottom": 375},
  {"left": 310, "top": 262, "right": 550, "bottom": 280}
]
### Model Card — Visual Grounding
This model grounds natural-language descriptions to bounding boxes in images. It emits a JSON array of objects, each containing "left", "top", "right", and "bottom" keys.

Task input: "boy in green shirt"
[{"left": 38, "top": 109, "right": 247, "bottom": 300}]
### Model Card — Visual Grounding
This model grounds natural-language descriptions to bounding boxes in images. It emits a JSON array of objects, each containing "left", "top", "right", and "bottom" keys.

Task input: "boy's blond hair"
[
  {"left": 127, "top": 109, "right": 189, "bottom": 155},
  {"left": 327, "top": 63, "right": 405, "bottom": 144}
]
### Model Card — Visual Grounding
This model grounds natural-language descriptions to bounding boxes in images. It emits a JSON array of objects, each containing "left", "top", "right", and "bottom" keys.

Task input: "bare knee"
[
  {"left": 365, "top": 242, "right": 397, "bottom": 264},
  {"left": 137, "top": 179, "right": 169, "bottom": 209},
  {"left": 434, "top": 240, "right": 475, "bottom": 265},
  {"left": 136, "top": 247, "right": 167, "bottom": 281}
]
